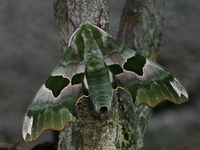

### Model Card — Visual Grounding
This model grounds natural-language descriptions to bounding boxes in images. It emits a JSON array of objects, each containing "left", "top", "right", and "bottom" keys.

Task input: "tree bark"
[
  {"left": 54, "top": 0, "right": 164, "bottom": 149},
  {"left": 118, "top": 0, "right": 164, "bottom": 60},
  {"left": 116, "top": 1, "right": 164, "bottom": 149}
]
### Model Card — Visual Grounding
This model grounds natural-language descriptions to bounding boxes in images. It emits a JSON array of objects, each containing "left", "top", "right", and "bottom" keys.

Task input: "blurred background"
[{"left": 0, "top": 0, "right": 199, "bottom": 149}]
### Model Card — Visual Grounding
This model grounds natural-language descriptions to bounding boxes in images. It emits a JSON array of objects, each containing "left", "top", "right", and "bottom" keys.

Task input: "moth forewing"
[
  {"left": 108, "top": 52, "right": 188, "bottom": 107},
  {"left": 104, "top": 32, "right": 188, "bottom": 107}
]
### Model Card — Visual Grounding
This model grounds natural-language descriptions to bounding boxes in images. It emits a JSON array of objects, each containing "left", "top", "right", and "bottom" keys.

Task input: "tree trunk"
[{"left": 54, "top": 0, "right": 164, "bottom": 149}]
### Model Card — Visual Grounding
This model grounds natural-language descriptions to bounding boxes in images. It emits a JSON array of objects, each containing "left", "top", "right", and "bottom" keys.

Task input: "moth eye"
[
  {"left": 123, "top": 54, "right": 146, "bottom": 76},
  {"left": 45, "top": 76, "right": 70, "bottom": 97}
]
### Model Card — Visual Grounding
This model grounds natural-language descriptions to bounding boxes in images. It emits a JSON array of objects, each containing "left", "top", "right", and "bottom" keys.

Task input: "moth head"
[{"left": 68, "top": 23, "right": 107, "bottom": 53}]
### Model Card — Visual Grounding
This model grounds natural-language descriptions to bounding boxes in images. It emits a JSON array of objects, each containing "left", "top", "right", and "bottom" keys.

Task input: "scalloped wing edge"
[{"left": 22, "top": 107, "right": 76, "bottom": 141}]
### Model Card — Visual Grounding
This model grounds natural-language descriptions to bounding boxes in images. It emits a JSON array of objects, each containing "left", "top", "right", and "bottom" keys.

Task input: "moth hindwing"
[{"left": 22, "top": 22, "right": 188, "bottom": 141}]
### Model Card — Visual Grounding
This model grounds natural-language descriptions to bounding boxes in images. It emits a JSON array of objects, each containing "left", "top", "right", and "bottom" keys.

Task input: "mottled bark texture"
[
  {"left": 118, "top": 0, "right": 164, "bottom": 60},
  {"left": 54, "top": 0, "right": 164, "bottom": 149}
]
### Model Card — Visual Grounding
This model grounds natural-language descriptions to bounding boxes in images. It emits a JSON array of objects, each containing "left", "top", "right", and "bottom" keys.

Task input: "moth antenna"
[
  {"left": 69, "top": 18, "right": 77, "bottom": 31},
  {"left": 96, "top": 8, "right": 103, "bottom": 28}
]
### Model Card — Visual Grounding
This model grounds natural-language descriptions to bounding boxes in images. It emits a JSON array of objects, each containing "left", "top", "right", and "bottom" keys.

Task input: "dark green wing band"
[
  {"left": 116, "top": 59, "right": 188, "bottom": 107},
  {"left": 23, "top": 101, "right": 76, "bottom": 141}
]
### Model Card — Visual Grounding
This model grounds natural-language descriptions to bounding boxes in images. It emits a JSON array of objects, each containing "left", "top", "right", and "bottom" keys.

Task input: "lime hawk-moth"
[{"left": 22, "top": 22, "right": 188, "bottom": 141}]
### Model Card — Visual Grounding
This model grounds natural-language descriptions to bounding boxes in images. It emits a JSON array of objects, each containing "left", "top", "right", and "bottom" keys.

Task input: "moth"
[{"left": 22, "top": 22, "right": 188, "bottom": 141}]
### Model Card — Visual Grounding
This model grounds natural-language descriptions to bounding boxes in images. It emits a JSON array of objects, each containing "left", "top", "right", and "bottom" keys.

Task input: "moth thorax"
[
  {"left": 86, "top": 62, "right": 105, "bottom": 73},
  {"left": 84, "top": 47, "right": 104, "bottom": 70}
]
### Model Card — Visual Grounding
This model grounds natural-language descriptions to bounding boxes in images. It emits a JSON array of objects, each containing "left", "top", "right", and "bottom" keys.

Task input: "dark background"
[{"left": 0, "top": 0, "right": 199, "bottom": 149}]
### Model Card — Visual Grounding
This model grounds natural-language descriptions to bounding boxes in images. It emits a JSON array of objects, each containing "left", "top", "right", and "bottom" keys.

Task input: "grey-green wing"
[
  {"left": 22, "top": 47, "right": 85, "bottom": 141},
  {"left": 104, "top": 36, "right": 188, "bottom": 107}
]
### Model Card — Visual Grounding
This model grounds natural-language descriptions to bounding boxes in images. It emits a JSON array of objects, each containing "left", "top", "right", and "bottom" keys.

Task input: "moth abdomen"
[
  {"left": 93, "top": 95, "right": 112, "bottom": 114},
  {"left": 86, "top": 66, "right": 114, "bottom": 113}
]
